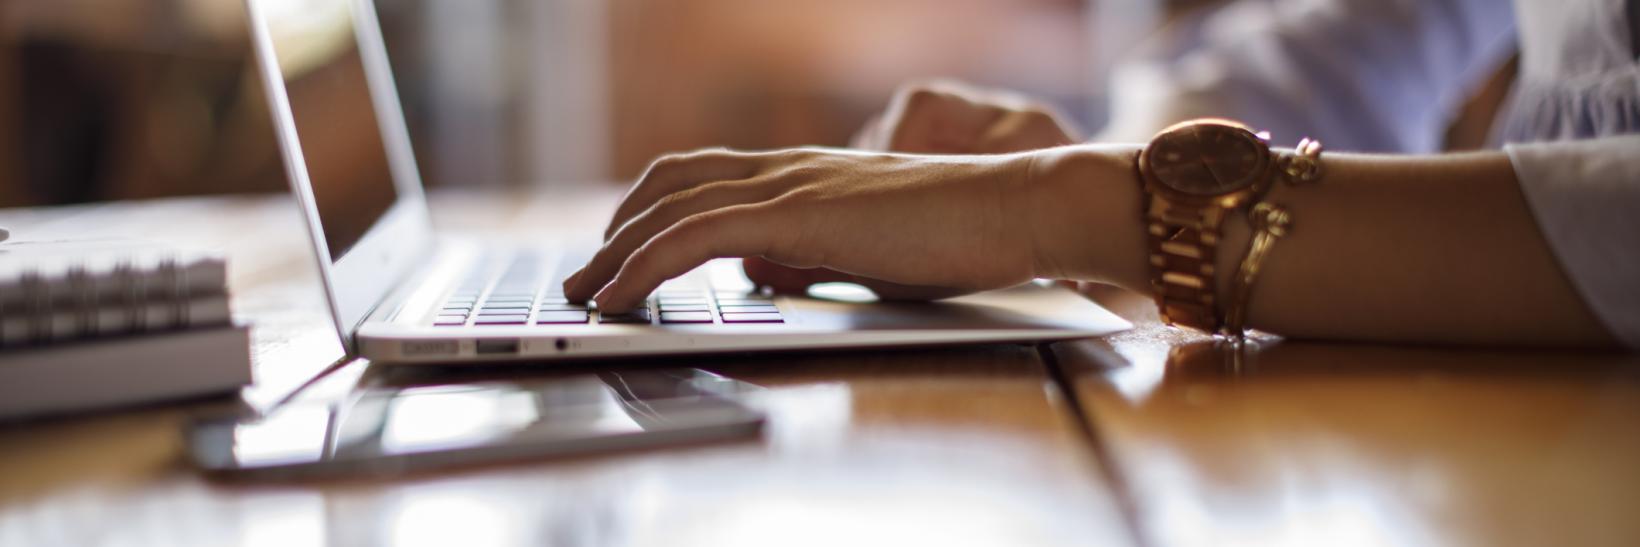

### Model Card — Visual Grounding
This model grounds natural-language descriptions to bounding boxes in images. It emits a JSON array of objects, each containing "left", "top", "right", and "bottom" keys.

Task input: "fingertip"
[
  {"left": 562, "top": 269, "right": 589, "bottom": 301},
  {"left": 591, "top": 284, "right": 626, "bottom": 314},
  {"left": 590, "top": 288, "right": 610, "bottom": 313}
]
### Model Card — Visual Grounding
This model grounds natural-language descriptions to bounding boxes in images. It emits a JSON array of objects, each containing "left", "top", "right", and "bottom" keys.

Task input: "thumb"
[
  {"left": 741, "top": 257, "right": 974, "bottom": 301},
  {"left": 741, "top": 257, "right": 856, "bottom": 293}
]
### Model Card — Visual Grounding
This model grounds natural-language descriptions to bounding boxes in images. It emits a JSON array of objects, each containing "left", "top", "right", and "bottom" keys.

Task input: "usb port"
[{"left": 475, "top": 339, "right": 520, "bottom": 355}]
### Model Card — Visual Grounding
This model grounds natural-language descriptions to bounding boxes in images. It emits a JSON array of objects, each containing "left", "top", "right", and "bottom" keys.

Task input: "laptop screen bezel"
[{"left": 244, "top": 0, "right": 435, "bottom": 354}]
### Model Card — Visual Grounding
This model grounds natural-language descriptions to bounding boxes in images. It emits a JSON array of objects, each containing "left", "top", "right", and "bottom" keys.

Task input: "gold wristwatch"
[{"left": 1134, "top": 118, "right": 1320, "bottom": 333}]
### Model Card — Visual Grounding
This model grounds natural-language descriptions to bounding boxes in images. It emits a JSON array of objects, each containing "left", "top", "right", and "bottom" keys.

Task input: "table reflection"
[
  {"left": 1063, "top": 329, "right": 1640, "bottom": 547},
  {"left": 204, "top": 369, "right": 759, "bottom": 476}
]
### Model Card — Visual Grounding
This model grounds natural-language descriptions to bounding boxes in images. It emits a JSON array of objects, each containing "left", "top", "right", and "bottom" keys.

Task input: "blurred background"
[{"left": 0, "top": 0, "right": 1210, "bottom": 207}]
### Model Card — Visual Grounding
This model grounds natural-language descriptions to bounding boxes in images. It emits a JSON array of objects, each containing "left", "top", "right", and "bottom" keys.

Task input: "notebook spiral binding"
[{"left": 3, "top": 254, "right": 210, "bottom": 347}]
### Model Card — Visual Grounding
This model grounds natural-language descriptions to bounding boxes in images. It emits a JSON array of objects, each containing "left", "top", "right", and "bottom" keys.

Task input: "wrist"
[{"left": 1016, "top": 144, "right": 1148, "bottom": 291}]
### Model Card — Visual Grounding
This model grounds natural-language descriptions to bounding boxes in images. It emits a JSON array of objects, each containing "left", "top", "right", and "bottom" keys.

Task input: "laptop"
[{"left": 243, "top": 0, "right": 1130, "bottom": 364}]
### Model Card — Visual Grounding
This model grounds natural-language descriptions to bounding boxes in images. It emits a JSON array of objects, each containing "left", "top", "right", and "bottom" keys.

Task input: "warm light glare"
[
  {"left": 260, "top": 0, "right": 355, "bottom": 75},
  {"left": 390, "top": 493, "right": 513, "bottom": 547},
  {"left": 232, "top": 404, "right": 331, "bottom": 466},
  {"left": 380, "top": 387, "right": 541, "bottom": 453},
  {"left": 236, "top": 493, "right": 326, "bottom": 547}
]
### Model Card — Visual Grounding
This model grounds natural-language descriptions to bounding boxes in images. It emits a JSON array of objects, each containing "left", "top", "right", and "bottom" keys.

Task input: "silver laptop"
[{"left": 244, "top": 0, "right": 1129, "bottom": 364}]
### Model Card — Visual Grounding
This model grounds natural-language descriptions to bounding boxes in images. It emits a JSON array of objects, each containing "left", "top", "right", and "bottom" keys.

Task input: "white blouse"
[{"left": 1098, "top": 0, "right": 1640, "bottom": 347}]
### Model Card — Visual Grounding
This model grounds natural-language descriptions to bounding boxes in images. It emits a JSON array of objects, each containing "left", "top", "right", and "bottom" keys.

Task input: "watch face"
[{"left": 1145, "top": 123, "right": 1268, "bottom": 197}]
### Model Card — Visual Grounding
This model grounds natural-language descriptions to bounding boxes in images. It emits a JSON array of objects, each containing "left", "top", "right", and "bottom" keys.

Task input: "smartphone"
[{"left": 188, "top": 368, "right": 764, "bottom": 479}]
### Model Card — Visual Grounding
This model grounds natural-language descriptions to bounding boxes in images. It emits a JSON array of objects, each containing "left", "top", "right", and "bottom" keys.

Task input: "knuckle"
[
  {"left": 773, "top": 185, "right": 826, "bottom": 207},
  {"left": 773, "top": 163, "right": 827, "bottom": 183},
  {"left": 641, "top": 154, "right": 686, "bottom": 181},
  {"left": 905, "top": 87, "right": 939, "bottom": 104},
  {"left": 1021, "top": 108, "right": 1058, "bottom": 125},
  {"left": 685, "top": 146, "right": 735, "bottom": 163},
  {"left": 651, "top": 153, "right": 687, "bottom": 170},
  {"left": 899, "top": 85, "right": 950, "bottom": 111},
  {"left": 650, "top": 147, "right": 731, "bottom": 172}
]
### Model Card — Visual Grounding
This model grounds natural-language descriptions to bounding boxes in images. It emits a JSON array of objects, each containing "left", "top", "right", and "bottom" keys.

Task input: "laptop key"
[
  {"left": 716, "top": 298, "right": 772, "bottom": 306},
  {"left": 434, "top": 315, "right": 468, "bottom": 326},
  {"left": 660, "top": 311, "right": 714, "bottom": 323},
  {"left": 721, "top": 312, "right": 783, "bottom": 323},
  {"left": 473, "top": 315, "right": 528, "bottom": 325},
  {"left": 716, "top": 304, "right": 778, "bottom": 314},
  {"left": 657, "top": 297, "right": 708, "bottom": 304},
  {"left": 599, "top": 309, "right": 651, "bottom": 324},
  {"left": 534, "top": 310, "right": 591, "bottom": 324},
  {"left": 536, "top": 302, "right": 589, "bottom": 311},
  {"left": 485, "top": 299, "right": 534, "bottom": 305},
  {"left": 658, "top": 303, "right": 710, "bottom": 312}
]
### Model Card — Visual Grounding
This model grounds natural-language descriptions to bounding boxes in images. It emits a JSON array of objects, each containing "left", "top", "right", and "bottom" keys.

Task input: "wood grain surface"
[{"left": 1057, "top": 288, "right": 1640, "bottom": 547}]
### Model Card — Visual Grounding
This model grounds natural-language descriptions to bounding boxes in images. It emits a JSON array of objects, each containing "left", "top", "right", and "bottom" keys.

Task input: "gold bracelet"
[
  {"left": 1221, "top": 202, "right": 1291, "bottom": 339},
  {"left": 1220, "top": 138, "right": 1322, "bottom": 339}
]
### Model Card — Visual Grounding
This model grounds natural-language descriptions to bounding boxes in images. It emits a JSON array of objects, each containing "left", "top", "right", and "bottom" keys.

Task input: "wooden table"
[
  {"left": 1056, "top": 289, "right": 1640, "bottom": 547},
  {"left": 3, "top": 193, "right": 1637, "bottom": 547}
]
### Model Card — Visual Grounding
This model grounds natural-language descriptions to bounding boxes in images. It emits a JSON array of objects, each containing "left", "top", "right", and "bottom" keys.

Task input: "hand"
[
  {"left": 563, "top": 145, "right": 1147, "bottom": 313},
  {"left": 564, "top": 148, "right": 1045, "bottom": 312},
  {"left": 853, "top": 80, "right": 1083, "bottom": 155}
]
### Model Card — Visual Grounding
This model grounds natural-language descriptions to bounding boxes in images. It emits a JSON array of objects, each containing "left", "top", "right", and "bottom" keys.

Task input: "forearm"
[{"left": 1028, "top": 145, "right": 1617, "bottom": 347}]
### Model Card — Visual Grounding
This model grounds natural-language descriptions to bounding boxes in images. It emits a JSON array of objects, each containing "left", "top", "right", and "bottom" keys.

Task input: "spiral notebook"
[
  {"left": 0, "top": 238, "right": 231, "bottom": 345},
  {"left": 0, "top": 238, "right": 251, "bottom": 419}
]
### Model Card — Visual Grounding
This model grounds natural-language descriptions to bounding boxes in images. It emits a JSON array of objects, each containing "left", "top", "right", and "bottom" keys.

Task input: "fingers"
[
  {"left": 603, "top": 149, "right": 763, "bottom": 240},
  {"left": 592, "top": 205, "right": 775, "bottom": 312},
  {"left": 566, "top": 178, "right": 784, "bottom": 301}
]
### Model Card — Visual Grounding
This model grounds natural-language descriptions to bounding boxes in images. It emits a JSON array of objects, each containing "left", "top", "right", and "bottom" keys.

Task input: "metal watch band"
[{"left": 1145, "top": 200, "right": 1228, "bottom": 332}]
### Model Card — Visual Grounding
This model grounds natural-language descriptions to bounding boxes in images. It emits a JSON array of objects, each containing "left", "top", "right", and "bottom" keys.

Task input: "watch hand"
[{"left": 1199, "top": 158, "right": 1223, "bottom": 187}]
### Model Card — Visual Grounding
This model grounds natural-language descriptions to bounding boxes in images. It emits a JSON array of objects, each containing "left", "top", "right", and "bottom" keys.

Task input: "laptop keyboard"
[{"left": 432, "top": 253, "right": 783, "bottom": 327}]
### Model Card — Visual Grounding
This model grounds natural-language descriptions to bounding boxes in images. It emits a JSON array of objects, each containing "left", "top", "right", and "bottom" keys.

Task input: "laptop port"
[{"left": 476, "top": 339, "right": 520, "bottom": 355}]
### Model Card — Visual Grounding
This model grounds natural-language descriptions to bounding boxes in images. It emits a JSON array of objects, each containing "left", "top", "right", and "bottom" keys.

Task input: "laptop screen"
[{"left": 261, "top": 0, "right": 398, "bottom": 261}]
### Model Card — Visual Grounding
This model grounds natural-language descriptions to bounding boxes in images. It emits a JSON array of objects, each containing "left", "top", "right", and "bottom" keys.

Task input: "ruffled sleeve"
[{"left": 1098, "top": 0, "right": 1517, "bottom": 152}]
